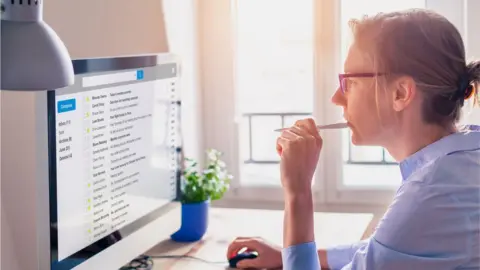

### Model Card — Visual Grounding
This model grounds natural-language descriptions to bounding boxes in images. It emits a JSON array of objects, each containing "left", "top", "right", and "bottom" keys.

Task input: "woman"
[{"left": 227, "top": 8, "right": 480, "bottom": 270}]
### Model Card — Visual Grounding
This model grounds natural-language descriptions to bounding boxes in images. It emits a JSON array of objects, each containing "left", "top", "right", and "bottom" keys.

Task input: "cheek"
[
  {"left": 375, "top": 88, "right": 397, "bottom": 125},
  {"left": 346, "top": 84, "right": 389, "bottom": 142},
  {"left": 347, "top": 84, "right": 379, "bottom": 124}
]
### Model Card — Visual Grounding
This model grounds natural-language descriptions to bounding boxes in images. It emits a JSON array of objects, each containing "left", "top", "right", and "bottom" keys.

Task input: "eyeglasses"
[{"left": 338, "top": 73, "right": 386, "bottom": 94}]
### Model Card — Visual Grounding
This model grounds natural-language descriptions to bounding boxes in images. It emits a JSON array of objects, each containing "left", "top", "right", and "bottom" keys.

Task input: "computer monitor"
[{"left": 48, "top": 54, "right": 182, "bottom": 270}]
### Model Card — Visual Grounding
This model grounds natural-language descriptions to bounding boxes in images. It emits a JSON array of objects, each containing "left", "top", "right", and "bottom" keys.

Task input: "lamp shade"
[{"left": 1, "top": 0, "right": 74, "bottom": 91}]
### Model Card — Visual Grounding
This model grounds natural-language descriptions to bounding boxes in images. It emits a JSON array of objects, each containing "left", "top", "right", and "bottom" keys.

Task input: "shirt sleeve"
[
  {"left": 338, "top": 180, "right": 472, "bottom": 270},
  {"left": 282, "top": 241, "right": 320, "bottom": 270},
  {"left": 326, "top": 239, "right": 370, "bottom": 270},
  {"left": 340, "top": 235, "right": 469, "bottom": 270}
]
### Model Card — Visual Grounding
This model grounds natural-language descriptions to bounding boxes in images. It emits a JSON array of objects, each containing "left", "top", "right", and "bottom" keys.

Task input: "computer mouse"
[{"left": 228, "top": 251, "right": 258, "bottom": 268}]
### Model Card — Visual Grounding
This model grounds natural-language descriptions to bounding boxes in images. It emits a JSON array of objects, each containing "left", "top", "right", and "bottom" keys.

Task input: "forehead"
[{"left": 343, "top": 42, "right": 375, "bottom": 73}]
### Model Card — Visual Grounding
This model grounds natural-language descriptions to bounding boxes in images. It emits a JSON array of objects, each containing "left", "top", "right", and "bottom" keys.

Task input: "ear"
[{"left": 392, "top": 76, "right": 415, "bottom": 112}]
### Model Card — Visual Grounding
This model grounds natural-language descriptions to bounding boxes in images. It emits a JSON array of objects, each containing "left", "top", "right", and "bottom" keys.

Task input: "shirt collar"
[{"left": 399, "top": 125, "right": 480, "bottom": 181}]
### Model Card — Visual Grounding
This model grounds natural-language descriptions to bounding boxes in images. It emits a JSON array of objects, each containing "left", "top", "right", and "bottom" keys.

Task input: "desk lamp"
[{"left": 1, "top": 0, "right": 74, "bottom": 91}]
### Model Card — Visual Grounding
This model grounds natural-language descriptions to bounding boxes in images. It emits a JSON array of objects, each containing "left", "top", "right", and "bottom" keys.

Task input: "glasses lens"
[{"left": 341, "top": 78, "right": 347, "bottom": 93}]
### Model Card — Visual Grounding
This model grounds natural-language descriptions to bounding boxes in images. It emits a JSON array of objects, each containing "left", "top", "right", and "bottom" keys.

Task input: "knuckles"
[
  {"left": 281, "top": 134, "right": 322, "bottom": 149},
  {"left": 295, "top": 118, "right": 316, "bottom": 128},
  {"left": 279, "top": 117, "right": 323, "bottom": 150},
  {"left": 305, "top": 118, "right": 316, "bottom": 127}
]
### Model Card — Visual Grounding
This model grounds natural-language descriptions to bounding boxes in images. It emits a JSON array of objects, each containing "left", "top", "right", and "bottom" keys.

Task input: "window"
[
  {"left": 200, "top": 0, "right": 475, "bottom": 205},
  {"left": 236, "top": 0, "right": 314, "bottom": 187}
]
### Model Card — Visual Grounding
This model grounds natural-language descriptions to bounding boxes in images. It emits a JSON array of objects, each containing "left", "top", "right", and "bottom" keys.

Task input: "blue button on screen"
[
  {"left": 57, "top": 99, "right": 76, "bottom": 113},
  {"left": 137, "top": 70, "right": 144, "bottom": 80}
]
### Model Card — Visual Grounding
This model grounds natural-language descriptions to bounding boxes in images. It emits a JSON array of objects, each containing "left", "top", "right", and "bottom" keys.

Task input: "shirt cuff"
[{"left": 282, "top": 242, "right": 320, "bottom": 270}]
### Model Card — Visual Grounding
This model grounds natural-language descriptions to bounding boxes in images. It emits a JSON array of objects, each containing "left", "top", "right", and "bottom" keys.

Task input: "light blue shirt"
[{"left": 282, "top": 125, "right": 480, "bottom": 270}]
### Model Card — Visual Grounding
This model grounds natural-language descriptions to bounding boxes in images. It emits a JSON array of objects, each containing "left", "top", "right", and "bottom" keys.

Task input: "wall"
[
  {"left": 428, "top": 0, "right": 480, "bottom": 125},
  {"left": 44, "top": 0, "right": 203, "bottom": 161},
  {"left": 1, "top": 0, "right": 202, "bottom": 268},
  {"left": 197, "top": 0, "right": 238, "bottom": 176},
  {"left": 426, "top": 0, "right": 480, "bottom": 125},
  {"left": 162, "top": 0, "right": 203, "bottom": 163},
  {"left": 44, "top": 0, "right": 169, "bottom": 59},
  {"left": 0, "top": 25, "right": 2, "bottom": 267},
  {"left": 465, "top": 0, "right": 480, "bottom": 124}
]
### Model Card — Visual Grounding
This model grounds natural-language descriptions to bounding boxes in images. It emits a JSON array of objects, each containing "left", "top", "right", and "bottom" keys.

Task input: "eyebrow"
[{"left": 343, "top": 67, "right": 371, "bottom": 74}]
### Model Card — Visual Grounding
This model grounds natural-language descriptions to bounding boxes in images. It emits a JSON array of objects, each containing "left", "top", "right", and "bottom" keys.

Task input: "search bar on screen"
[{"left": 82, "top": 70, "right": 144, "bottom": 88}]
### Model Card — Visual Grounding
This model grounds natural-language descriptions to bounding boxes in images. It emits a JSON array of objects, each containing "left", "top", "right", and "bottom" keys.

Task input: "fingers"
[
  {"left": 276, "top": 129, "right": 298, "bottom": 156},
  {"left": 281, "top": 129, "right": 302, "bottom": 140},
  {"left": 236, "top": 257, "right": 261, "bottom": 269},
  {"left": 276, "top": 129, "right": 306, "bottom": 156},
  {"left": 295, "top": 118, "right": 320, "bottom": 139},
  {"left": 280, "top": 118, "right": 319, "bottom": 139},
  {"left": 295, "top": 118, "right": 323, "bottom": 149},
  {"left": 276, "top": 136, "right": 290, "bottom": 156},
  {"left": 289, "top": 125, "right": 310, "bottom": 138},
  {"left": 276, "top": 137, "right": 283, "bottom": 156},
  {"left": 226, "top": 238, "right": 260, "bottom": 259},
  {"left": 276, "top": 118, "right": 323, "bottom": 156}
]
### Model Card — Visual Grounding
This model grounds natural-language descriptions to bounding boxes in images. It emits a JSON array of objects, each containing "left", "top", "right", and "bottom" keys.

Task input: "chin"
[
  {"left": 350, "top": 128, "right": 374, "bottom": 146},
  {"left": 350, "top": 133, "right": 363, "bottom": 145}
]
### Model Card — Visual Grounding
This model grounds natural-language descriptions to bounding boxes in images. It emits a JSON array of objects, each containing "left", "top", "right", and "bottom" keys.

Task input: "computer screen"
[{"left": 48, "top": 55, "right": 180, "bottom": 269}]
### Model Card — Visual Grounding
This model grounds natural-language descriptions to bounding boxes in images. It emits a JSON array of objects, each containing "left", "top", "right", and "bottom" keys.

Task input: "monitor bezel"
[{"left": 48, "top": 54, "right": 181, "bottom": 270}]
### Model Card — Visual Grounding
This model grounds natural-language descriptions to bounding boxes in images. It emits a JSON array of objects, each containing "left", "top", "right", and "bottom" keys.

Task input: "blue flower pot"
[{"left": 170, "top": 200, "right": 209, "bottom": 242}]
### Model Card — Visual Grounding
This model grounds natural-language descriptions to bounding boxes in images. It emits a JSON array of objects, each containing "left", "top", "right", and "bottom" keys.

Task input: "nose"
[{"left": 331, "top": 87, "right": 346, "bottom": 107}]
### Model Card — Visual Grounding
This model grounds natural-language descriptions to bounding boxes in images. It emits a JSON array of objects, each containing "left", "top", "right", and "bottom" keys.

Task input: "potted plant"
[{"left": 170, "top": 149, "right": 232, "bottom": 242}]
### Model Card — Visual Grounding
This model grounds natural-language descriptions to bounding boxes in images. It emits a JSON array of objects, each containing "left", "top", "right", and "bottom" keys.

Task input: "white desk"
[{"left": 147, "top": 207, "right": 374, "bottom": 270}]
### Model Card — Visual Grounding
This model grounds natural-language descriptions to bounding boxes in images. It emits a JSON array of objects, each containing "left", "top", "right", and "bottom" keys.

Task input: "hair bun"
[
  {"left": 464, "top": 84, "right": 475, "bottom": 100},
  {"left": 466, "top": 60, "right": 480, "bottom": 84},
  {"left": 465, "top": 61, "right": 480, "bottom": 104}
]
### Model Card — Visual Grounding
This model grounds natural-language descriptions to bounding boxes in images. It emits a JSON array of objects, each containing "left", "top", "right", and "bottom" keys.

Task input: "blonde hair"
[{"left": 348, "top": 9, "right": 479, "bottom": 126}]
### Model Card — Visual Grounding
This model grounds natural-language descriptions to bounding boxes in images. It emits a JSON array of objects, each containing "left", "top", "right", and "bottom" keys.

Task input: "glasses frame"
[{"left": 338, "top": 73, "right": 386, "bottom": 94}]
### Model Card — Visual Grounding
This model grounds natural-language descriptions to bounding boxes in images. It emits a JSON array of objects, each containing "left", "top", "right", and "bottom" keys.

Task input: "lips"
[{"left": 343, "top": 117, "right": 352, "bottom": 128}]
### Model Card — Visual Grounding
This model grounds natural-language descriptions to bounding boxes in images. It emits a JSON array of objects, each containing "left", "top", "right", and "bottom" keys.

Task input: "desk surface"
[{"left": 146, "top": 207, "right": 374, "bottom": 270}]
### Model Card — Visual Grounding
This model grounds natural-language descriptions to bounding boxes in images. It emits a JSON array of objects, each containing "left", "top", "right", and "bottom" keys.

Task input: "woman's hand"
[
  {"left": 226, "top": 237, "right": 283, "bottom": 269},
  {"left": 276, "top": 118, "right": 323, "bottom": 196},
  {"left": 277, "top": 118, "right": 322, "bottom": 250}
]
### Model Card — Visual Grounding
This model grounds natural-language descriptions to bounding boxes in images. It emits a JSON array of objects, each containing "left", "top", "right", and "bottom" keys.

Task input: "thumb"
[{"left": 276, "top": 138, "right": 283, "bottom": 156}]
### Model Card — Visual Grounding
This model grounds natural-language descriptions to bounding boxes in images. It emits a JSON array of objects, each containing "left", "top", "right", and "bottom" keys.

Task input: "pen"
[{"left": 274, "top": 122, "right": 348, "bottom": 132}]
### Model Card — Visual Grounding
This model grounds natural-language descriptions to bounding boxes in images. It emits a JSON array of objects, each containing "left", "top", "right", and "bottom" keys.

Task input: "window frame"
[{"left": 199, "top": 0, "right": 472, "bottom": 206}]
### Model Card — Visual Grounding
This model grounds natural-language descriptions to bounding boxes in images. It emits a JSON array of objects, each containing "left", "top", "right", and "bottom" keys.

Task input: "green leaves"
[{"left": 181, "top": 149, "right": 232, "bottom": 204}]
